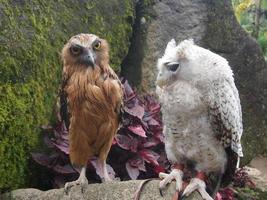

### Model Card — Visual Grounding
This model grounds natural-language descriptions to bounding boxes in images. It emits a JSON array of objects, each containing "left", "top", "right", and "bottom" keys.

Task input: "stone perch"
[{"left": 1, "top": 180, "right": 203, "bottom": 200}]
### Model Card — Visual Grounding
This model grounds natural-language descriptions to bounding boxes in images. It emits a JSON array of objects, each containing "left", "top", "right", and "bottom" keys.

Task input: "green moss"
[
  {"left": 236, "top": 187, "right": 267, "bottom": 200},
  {"left": 241, "top": 109, "right": 267, "bottom": 164},
  {"left": 0, "top": 0, "right": 134, "bottom": 190},
  {"left": 142, "top": 0, "right": 154, "bottom": 7}
]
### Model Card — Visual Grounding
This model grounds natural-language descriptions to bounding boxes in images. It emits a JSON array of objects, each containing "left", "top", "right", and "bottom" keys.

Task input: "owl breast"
[
  {"left": 160, "top": 81, "right": 206, "bottom": 125},
  {"left": 160, "top": 81, "right": 227, "bottom": 173}
]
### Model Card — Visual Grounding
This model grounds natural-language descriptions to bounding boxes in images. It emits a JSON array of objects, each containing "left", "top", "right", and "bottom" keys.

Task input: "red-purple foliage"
[
  {"left": 32, "top": 79, "right": 169, "bottom": 188},
  {"left": 233, "top": 168, "right": 256, "bottom": 188},
  {"left": 216, "top": 188, "right": 235, "bottom": 200},
  {"left": 215, "top": 168, "right": 256, "bottom": 200}
]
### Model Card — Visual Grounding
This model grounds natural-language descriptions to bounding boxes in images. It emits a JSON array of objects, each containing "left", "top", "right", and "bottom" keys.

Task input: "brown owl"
[{"left": 60, "top": 33, "right": 123, "bottom": 192}]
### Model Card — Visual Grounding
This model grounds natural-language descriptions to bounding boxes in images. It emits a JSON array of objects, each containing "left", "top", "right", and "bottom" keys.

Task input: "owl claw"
[
  {"left": 159, "top": 169, "right": 183, "bottom": 192},
  {"left": 182, "top": 178, "right": 213, "bottom": 200},
  {"left": 64, "top": 175, "right": 88, "bottom": 194}
]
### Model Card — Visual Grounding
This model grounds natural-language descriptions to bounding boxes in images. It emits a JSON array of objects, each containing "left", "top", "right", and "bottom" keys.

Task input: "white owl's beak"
[{"left": 156, "top": 74, "right": 166, "bottom": 88}]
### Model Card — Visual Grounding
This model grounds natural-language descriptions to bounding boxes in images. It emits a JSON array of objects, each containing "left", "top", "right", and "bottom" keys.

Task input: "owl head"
[
  {"left": 156, "top": 39, "right": 196, "bottom": 88},
  {"left": 61, "top": 33, "right": 109, "bottom": 71},
  {"left": 156, "top": 39, "right": 232, "bottom": 89}
]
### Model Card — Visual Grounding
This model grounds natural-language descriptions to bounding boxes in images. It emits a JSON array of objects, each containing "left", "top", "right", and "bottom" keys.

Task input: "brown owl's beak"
[{"left": 81, "top": 49, "right": 95, "bottom": 68}]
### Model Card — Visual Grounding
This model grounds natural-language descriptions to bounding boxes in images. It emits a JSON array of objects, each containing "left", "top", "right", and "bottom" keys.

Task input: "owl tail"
[
  {"left": 221, "top": 147, "right": 238, "bottom": 187},
  {"left": 206, "top": 172, "right": 223, "bottom": 198},
  {"left": 236, "top": 156, "right": 240, "bottom": 169}
]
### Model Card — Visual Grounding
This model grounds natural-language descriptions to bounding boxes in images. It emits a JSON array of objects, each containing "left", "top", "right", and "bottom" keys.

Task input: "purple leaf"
[
  {"left": 53, "top": 175, "right": 67, "bottom": 188},
  {"left": 128, "top": 125, "right": 146, "bottom": 138},
  {"left": 128, "top": 157, "right": 146, "bottom": 172},
  {"left": 143, "top": 137, "right": 160, "bottom": 148},
  {"left": 144, "top": 96, "right": 160, "bottom": 111},
  {"left": 112, "top": 138, "right": 117, "bottom": 145},
  {"left": 115, "top": 134, "right": 131, "bottom": 150},
  {"left": 91, "top": 159, "right": 115, "bottom": 180},
  {"left": 148, "top": 118, "right": 160, "bottom": 126},
  {"left": 126, "top": 162, "right": 140, "bottom": 180},
  {"left": 44, "top": 136, "right": 54, "bottom": 148},
  {"left": 115, "top": 134, "right": 138, "bottom": 152},
  {"left": 154, "top": 131, "right": 164, "bottom": 143},
  {"left": 53, "top": 142, "right": 69, "bottom": 155},
  {"left": 124, "top": 104, "right": 145, "bottom": 120},
  {"left": 31, "top": 153, "right": 54, "bottom": 167},
  {"left": 52, "top": 164, "right": 76, "bottom": 174},
  {"left": 139, "top": 149, "right": 160, "bottom": 166},
  {"left": 122, "top": 79, "right": 137, "bottom": 101},
  {"left": 217, "top": 188, "right": 234, "bottom": 200}
]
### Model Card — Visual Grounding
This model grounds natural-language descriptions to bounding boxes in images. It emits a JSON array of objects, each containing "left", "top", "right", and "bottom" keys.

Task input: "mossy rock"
[
  {"left": 202, "top": 0, "right": 267, "bottom": 165},
  {"left": 0, "top": 0, "right": 134, "bottom": 191}
]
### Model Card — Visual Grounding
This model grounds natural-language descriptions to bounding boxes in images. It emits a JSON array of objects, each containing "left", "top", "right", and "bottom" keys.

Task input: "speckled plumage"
[{"left": 156, "top": 39, "right": 243, "bottom": 196}]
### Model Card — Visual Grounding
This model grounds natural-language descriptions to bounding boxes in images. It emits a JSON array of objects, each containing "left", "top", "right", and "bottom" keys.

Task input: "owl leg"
[
  {"left": 182, "top": 171, "right": 213, "bottom": 200},
  {"left": 159, "top": 164, "right": 184, "bottom": 193},
  {"left": 97, "top": 159, "right": 112, "bottom": 182},
  {"left": 64, "top": 166, "right": 88, "bottom": 194}
]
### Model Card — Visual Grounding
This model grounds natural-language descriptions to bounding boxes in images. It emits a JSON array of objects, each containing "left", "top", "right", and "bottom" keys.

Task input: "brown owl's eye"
[
  {"left": 93, "top": 41, "right": 101, "bottom": 50},
  {"left": 70, "top": 45, "right": 82, "bottom": 55}
]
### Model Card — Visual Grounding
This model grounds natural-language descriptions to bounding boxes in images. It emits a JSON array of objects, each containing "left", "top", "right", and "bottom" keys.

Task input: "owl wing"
[
  {"left": 105, "top": 67, "right": 124, "bottom": 115},
  {"left": 58, "top": 75, "right": 70, "bottom": 129},
  {"left": 207, "top": 78, "right": 243, "bottom": 185},
  {"left": 208, "top": 78, "right": 243, "bottom": 157}
]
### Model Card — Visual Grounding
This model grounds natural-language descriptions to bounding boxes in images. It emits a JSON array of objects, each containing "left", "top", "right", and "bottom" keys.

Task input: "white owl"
[{"left": 156, "top": 39, "right": 243, "bottom": 200}]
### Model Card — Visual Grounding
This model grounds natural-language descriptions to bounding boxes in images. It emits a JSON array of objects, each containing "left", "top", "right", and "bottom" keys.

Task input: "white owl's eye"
[{"left": 166, "top": 62, "right": 179, "bottom": 72}]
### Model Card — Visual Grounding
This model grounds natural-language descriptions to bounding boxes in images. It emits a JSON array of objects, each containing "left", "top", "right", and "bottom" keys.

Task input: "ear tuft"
[
  {"left": 164, "top": 39, "right": 176, "bottom": 54},
  {"left": 176, "top": 38, "right": 195, "bottom": 59},
  {"left": 168, "top": 39, "right": 176, "bottom": 47}
]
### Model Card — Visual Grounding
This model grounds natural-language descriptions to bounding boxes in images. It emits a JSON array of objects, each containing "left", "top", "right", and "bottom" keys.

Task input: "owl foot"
[
  {"left": 101, "top": 174, "right": 112, "bottom": 182},
  {"left": 159, "top": 168, "right": 184, "bottom": 194},
  {"left": 64, "top": 167, "right": 88, "bottom": 194},
  {"left": 64, "top": 175, "right": 88, "bottom": 194},
  {"left": 182, "top": 177, "right": 213, "bottom": 200}
]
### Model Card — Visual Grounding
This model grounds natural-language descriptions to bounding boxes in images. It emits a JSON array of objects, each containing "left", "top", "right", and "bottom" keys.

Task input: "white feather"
[{"left": 156, "top": 39, "right": 243, "bottom": 174}]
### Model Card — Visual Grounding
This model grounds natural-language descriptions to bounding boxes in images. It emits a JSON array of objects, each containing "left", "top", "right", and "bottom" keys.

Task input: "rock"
[
  {"left": 203, "top": 0, "right": 267, "bottom": 165},
  {"left": 247, "top": 156, "right": 267, "bottom": 191},
  {"left": 122, "top": 0, "right": 267, "bottom": 164},
  {"left": 0, "top": 0, "right": 134, "bottom": 190},
  {"left": 245, "top": 166, "right": 267, "bottom": 191},
  {"left": 1, "top": 180, "right": 203, "bottom": 200},
  {"left": 122, "top": 0, "right": 207, "bottom": 88}
]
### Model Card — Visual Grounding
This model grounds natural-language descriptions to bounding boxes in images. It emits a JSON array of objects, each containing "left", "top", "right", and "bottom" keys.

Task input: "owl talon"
[
  {"left": 159, "top": 169, "right": 183, "bottom": 192},
  {"left": 64, "top": 166, "right": 88, "bottom": 194},
  {"left": 101, "top": 175, "right": 112, "bottom": 183},
  {"left": 64, "top": 176, "right": 88, "bottom": 194},
  {"left": 182, "top": 178, "right": 213, "bottom": 200}
]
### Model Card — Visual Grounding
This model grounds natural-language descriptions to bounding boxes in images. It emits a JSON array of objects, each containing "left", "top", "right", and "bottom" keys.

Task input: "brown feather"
[{"left": 60, "top": 33, "right": 123, "bottom": 167}]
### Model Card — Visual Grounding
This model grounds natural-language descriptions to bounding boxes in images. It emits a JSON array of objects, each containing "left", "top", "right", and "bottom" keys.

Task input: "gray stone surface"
[
  {"left": 1, "top": 180, "right": 203, "bottom": 200},
  {"left": 141, "top": 0, "right": 208, "bottom": 91}
]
